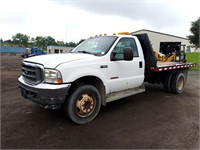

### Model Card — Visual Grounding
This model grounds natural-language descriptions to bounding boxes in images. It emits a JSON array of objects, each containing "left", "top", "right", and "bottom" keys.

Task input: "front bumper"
[{"left": 18, "top": 76, "right": 71, "bottom": 109}]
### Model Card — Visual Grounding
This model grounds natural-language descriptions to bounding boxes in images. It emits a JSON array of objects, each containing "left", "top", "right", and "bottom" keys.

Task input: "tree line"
[{"left": 0, "top": 33, "right": 85, "bottom": 50}]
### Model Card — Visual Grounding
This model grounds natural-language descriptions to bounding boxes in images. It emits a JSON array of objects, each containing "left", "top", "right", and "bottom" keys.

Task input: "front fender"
[{"left": 60, "top": 67, "right": 110, "bottom": 94}]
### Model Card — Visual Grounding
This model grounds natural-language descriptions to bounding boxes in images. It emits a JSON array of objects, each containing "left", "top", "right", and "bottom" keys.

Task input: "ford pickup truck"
[{"left": 18, "top": 33, "right": 196, "bottom": 124}]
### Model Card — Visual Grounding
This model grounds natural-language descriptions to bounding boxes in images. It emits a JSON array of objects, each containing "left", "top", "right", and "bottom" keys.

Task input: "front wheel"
[{"left": 64, "top": 85, "right": 101, "bottom": 124}]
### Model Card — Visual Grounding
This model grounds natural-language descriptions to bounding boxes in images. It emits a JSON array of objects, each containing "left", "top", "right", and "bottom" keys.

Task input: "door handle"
[{"left": 139, "top": 61, "right": 143, "bottom": 68}]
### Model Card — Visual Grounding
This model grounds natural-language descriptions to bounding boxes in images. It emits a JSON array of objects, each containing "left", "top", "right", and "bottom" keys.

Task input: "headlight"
[{"left": 44, "top": 69, "right": 63, "bottom": 84}]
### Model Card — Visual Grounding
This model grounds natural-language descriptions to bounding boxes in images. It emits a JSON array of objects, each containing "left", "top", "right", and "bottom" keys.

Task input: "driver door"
[{"left": 108, "top": 37, "right": 144, "bottom": 93}]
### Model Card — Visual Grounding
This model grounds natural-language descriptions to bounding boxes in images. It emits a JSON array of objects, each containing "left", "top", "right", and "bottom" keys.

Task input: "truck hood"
[{"left": 23, "top": 53, "right": 95, "bottom": 68}]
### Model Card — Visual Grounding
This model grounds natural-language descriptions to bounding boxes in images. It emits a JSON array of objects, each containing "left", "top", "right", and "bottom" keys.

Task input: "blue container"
[{"left": 0, "top": 46, "right": 26, "bottom": 54}]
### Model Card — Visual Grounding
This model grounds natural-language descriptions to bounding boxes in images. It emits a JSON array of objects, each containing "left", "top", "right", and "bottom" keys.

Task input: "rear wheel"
[
  {"left": 64, "top": 85, "right": 101, "bottom": 124},
  {"left": 163, "top": 72, "right": 174, "bottom": 92},
  {"left": 170, "top": 72, "right": 185, "bottom": 94}
]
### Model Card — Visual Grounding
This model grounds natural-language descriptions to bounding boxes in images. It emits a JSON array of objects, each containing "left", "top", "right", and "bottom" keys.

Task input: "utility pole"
[{"left": 66, "top": 25, "right": 67, "bottom": 42}]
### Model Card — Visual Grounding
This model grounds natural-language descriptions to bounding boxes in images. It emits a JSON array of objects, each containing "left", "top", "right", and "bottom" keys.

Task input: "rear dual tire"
[
  {"left": 170, "top": 72, "right": 185, "bottom": 94},
  {"left": 163, "top": 73, "right": 174, "bottom": 92},
  {"left": 164, "top": 72, "right": 185, "bottom": 94}
]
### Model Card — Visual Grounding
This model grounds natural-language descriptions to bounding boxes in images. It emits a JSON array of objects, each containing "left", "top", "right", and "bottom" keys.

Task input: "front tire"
[{"left": 64, "top": 85, "right": 101, "bottom": 124}]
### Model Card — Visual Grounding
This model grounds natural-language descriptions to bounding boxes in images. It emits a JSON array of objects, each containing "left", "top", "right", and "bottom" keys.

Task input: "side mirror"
[
  {"left": 110, "top": 51, "right": 117, "bottom": 61},
  {"left": 124, "top": 47, "right": 134, "bottom": 61}
]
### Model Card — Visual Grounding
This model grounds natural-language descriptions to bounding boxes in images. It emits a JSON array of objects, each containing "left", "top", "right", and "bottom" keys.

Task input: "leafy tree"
[
  {"left": 28, "top": 37, "right": 35, "bottom": 47},
  {"left": 188, "top": 17, "right": 200, "bottom": 49},
  {"left": 34, "top": 36, "right": 45, "bottom": 49},
  {"left": 34, "top": 36, "right": 57, "bottom": 50},
  {"left": 2, "top": 39, "right": 14, "bottom": 46},
  {"left": 69, "top": 42, "right": 76, "bottom": 47},
  {"left": 46, "top": 36, "right": 57, "bottom": 46},
  {"left": 65, "top": 42, "right": 76, "bottom": 47},
  {"left": 57, "top": 40, "right": 65, "bottom": 46},
  {"left": 12, "top": 33, "right": 30, "bottom": 47}
]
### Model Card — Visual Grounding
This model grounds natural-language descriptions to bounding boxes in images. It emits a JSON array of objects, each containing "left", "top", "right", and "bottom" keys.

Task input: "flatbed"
[{"left": 151, "top": 62, "right": 196, "bottom": 72}]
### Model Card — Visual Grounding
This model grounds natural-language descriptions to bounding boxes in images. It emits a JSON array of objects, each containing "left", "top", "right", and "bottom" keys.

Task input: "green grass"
[{"left": 185, "top": 52, "right": 200, "bottom": 71}]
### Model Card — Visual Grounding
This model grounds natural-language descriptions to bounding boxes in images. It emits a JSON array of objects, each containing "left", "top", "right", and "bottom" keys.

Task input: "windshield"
[{"left": 71, "top": 36, "right": 117, "bottom": 56}]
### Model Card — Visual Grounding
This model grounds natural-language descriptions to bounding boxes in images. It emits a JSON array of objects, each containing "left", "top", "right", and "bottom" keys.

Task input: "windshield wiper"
[{"left": 78, "top": 51, "right": 93, "bottom": 54}]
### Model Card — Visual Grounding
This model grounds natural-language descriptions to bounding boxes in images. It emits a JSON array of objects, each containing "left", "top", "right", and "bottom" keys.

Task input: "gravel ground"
[{"left": 1, "top": 55, "right": 199, "bottom": 149}]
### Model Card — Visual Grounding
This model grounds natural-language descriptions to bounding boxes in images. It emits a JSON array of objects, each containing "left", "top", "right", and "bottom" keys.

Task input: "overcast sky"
[{"left": 0, "top": 0, "right": 199, "bottom": 42}]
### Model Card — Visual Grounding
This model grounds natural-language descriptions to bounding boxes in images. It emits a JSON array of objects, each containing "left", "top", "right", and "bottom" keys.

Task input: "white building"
[
  {"left": 47, "top": 46, "right": 74, "bottom": 54},
  {"left": 132, "top": 29, "right": 200, "bottom": 53}
]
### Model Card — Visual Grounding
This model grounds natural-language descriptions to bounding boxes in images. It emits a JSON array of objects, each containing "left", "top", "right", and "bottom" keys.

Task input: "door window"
[{"left": 113, "top": 38, "right": 139, "bottom": 60}]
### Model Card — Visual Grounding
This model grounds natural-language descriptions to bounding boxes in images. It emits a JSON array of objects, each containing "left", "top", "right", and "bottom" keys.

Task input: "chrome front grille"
[{"left": 22, "top": 63, "right": 43, "bottom": 85}]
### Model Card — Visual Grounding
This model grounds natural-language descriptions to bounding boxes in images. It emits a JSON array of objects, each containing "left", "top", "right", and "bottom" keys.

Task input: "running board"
[{"left": 106, "top": 85, "right": 145, "bottom": 103}]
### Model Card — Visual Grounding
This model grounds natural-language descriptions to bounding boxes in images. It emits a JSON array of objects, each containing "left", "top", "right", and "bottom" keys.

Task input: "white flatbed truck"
[{"left": 18, "top": 33, "right": 196, "bottom": 124}]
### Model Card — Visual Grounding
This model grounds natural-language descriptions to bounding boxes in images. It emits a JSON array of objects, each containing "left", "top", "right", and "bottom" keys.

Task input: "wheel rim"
[
  {"left": 177, "top": 77, "right": 184, "bottom": 91},
  {"left": 76, "top": 94, "right": 96, "bottom": 117}
]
